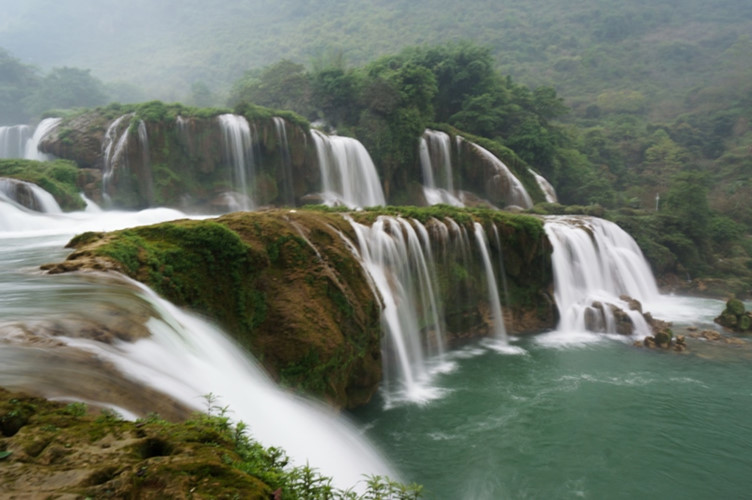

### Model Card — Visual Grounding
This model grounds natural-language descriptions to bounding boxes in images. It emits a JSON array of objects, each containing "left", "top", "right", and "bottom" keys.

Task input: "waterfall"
[
  {"left": 529, "top": 168, "right": 558, "bottom": 203},
  {"left": 419, "top": 130, "right": 463, "bottom": 207},
  {"left": 312, "top": 130, "right": 386, "bottom": 209},
  {"left": 218, "top": 114, "right": 257, "bottom": 211},
  {"left": 348, "top": 216, "right": 445, "bottom": 404},
  {"left": 136, "top": 120, "right": 153, "bottom": 205},
  {"left": 23, "top": 117, "right": 61, "bottom": 161},
  {"left": 465, "top": 139, "right": 533, "bottom": 209},
  {"left": 473, "top": 223, "right": 508, "bottom": 341},
  {"left": 0, "top": 125, "right": 32, "bottom": 159},
  {"left": 0, "top": 178, "right": 62, "bottom": 213},
  {"left": 102, "top": 114, "right": 133, "bottom": 203},
  {"left": 273, "top": 117, "right": 295, "bottom": 206},
  {"left": 544, "top": 216, "right": 659, "bottom": 336}
]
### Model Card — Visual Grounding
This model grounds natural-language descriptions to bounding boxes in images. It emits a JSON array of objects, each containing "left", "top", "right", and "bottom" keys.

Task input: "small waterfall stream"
[
  {"left": 473, "top": 222, "right": 508, "bottom": 341},
  {"left": 312, "top": 130, "right": 386, "bottom": 209},
  {"left": 273, "top": 117, "right": 295, "bottom": 206},
  {"left": 530, "top": 168, "right": 558, "bottom": 203},
  {"left": 419, "top": 130, "right": 463, "bottom": 206},
  {"left": 218, "top": 113, "right": 257, "bottom": 211},
  {"left": 24, "top": 117, "right": 61, "bottom": 161},
  {"left": 0, "top": 125, "right": 33, "bottom": 159},
  {"left": 0, "top": 119, "right": 59, "bottom": 161},
  {"left": 466, "top": 139, "right": 534, "bottom": 209}
]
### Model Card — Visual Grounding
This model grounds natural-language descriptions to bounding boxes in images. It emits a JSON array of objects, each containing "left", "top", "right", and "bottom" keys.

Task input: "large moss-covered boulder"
[
  {"left": 715, "top": 298, "right": 752, "bottom": 333},
  {"left": 44, "top": 210, "right": 382, "bottom": 409}
]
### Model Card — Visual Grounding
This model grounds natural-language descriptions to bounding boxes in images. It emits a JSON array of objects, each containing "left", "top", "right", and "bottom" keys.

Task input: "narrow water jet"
[
  {"left": 273, "top": 117, "right": 295, "bottom": 206},
  {"left": 473, "top": 222, "right": 508, "bottom": 341}
]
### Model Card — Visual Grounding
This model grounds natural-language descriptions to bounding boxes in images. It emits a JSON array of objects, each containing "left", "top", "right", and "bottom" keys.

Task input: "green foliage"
[
  {"left": 0, "top": 48, "right": 40, "bottom": 124},
  {"left": 228, "top": 59, "right": 313, "bottom": 116},
  {"left": 664, "top": 170, "right": 711, "bottom": 244},
  {"left": 25, "top": 67, "right": 108, "bottom": 117},
  {"left": 92, "top": 220, "right": 266, "bottom": 336}
]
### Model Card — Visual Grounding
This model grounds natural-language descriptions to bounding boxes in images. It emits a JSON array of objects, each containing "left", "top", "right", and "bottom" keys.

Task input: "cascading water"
[
  {"left": 136, "top": 120, "right": 154, "bottom": 205},
  {"left": 0, "top": 194, "right": 396, "bottom": 490},
  {"left": 102, "top": 114, "right": 132, "bottom": 200},
  {"left": 419, "top": 130, "right": 463, "bottom": 206},
  {"left": 23, "top": 117, "right": 61, "bottom": 161},
  {"left": 218, "top": 114, "right": 257, "bottom": 211},
  {"left": 0, "top": 125, "right": 32, "bottom": 159},
  {"left": 544, "top": 216, "right": 659, "bottom": 337},
  {"left": 348, "top": 216, "right": 446, "bottom": 404},
  {"left": 311, "top": 129, "right": 386, "bottom": 209},
  {"left": 530, "top": 168, "right": 558, "bottom": 203},
  {"left": 473, "top": 222, "right": 508, "bottom": 341},
  {"left": 273, "top": 117, "right": 295, "bottom": 206},
  {"left": 0, "top": 178, "right": 62, "bottom": 213},
  {"left": 464, "top": 138, "right": 534, "bottom": 209}
]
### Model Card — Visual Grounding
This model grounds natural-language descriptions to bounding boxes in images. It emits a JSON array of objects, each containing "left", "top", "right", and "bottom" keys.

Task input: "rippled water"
[{"left": 353, "top": 306, "right": 752, "bottom": 499}]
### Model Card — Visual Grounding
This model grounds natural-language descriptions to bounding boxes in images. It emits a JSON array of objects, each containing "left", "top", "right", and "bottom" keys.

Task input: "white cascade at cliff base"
[{"left": 544, "top": 216, "right": 659, "bottom": 338}]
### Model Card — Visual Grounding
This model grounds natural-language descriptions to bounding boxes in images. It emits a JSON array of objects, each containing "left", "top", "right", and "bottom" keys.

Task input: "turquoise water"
[{"left": 353, "top": 327, "right": 752, "bottom": 499}]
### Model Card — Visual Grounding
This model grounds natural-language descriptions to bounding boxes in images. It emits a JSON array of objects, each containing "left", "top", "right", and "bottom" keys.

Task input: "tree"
[
  {"left": 227, "top": 60, "right": 312, "bottom": 116},
  {"left": 0, "top": 48, "right": 40, "bottom": 124},
  {"left": 26, "top": 67, "right": 108, "bottom": 115},
  {"left": 664, "top": 170, "right": 711, "bottom": 244}
]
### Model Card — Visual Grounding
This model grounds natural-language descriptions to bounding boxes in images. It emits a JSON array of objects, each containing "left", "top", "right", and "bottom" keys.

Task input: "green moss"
[{"left": 0, "top": 388, "right": 421, "bottom": 498}]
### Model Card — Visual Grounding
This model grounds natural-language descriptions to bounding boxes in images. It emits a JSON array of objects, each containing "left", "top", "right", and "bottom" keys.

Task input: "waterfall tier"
[
  {"left": 0, "top": 178, "right": 62, "bottom": 213},
  {"left": 347, "top": 214, "right": 528, "bottom": 404},
  {"left": 544, "top": 216, "right": 659, "bottom": 336},
  {"left": 0, "top": 119, "right": 60, "bottom": 161},
  {"left": 312, "top": 130, "right": 386, "bottom": 209}
]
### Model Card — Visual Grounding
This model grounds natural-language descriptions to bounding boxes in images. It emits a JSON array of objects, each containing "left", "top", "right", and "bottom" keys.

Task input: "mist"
[{"left": 1, "top": 0, "right": 750, "bottom": 114}]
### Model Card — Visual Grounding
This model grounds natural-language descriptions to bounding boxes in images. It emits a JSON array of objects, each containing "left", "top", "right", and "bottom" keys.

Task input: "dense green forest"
[{"left": 1, "top": 0, "right": 751, "bottom": 291}]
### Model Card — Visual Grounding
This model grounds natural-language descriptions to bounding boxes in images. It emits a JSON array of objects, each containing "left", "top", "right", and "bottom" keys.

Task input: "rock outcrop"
[
  {"left": 715, "top": 298, "right": 752, "bottom": 332},
  {"left": 43, "top": 207, "right": 555, "bottom": 408}
]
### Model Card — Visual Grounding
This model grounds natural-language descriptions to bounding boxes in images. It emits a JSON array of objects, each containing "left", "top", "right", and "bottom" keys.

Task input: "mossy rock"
[
  {"left": 49, "top": 210, "right": 382, "bottom": 409},
  {"left": 739, "top": 313, "right": 752, "bottom": 332},
  {"left": 726, "top": 298, "right": 746, "bottom": 316},
  {"left": 653, "top": 328, "right": 673, "bottom": 346}
]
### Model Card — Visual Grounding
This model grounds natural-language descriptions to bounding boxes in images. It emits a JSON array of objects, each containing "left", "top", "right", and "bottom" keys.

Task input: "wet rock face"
[
  {"left": 39, "top": 113, "right": 109, "bottom": 169},
  {"left": 583, "top": 300, "right": 636, "bottom": 336}
]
